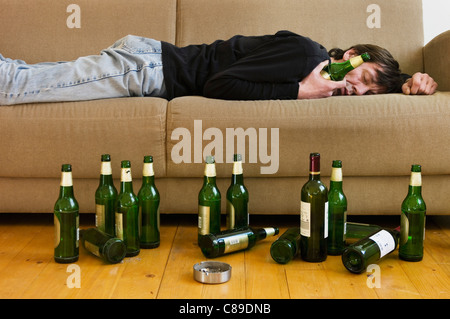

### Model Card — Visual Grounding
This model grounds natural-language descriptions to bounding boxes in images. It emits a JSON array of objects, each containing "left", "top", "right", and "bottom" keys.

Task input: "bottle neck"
[
  {"left": 255, "top": 227, "right": 278, "bottom": 241},
  {"left": 231, "top": 161, "right": 244, "bottom": 184},
  {"left": 59, "top": 172, "right": 74, "bottom": 197},
  {"left": 120, "top": 168, "right": 133, "bottom": 193},
  {"left": 330, "top": 167, "right": 343, "bottom": 189},
  {"left": 204, "top": 163, "right": 217, "bottom": 185},
  {"left": 142, "top": 163, "right": 155, "bottom": 186},
  {"left": 408, "top": 172, "right": 422, "bottom": 195},
  {"left": 309, "top": 154, "right": 321, "bottom": 180}
]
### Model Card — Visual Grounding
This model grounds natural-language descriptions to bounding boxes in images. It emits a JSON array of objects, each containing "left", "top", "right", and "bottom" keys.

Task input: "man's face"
[{"left": 333, "top": 62, "right": 385, "bottom": 96}]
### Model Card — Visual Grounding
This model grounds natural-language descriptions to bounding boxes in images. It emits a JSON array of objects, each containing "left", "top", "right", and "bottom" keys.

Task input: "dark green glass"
[
  {"left": 300, "top": 153, "right": 328, "bottom": 262},
  {"left": 270, "top": 227, "right": 301, "bottom": 264},
  {"left": 138, "top": 155, "right": 160, "bottom": 249},
  {"left": 54, "top": 164, "right": 79, "bottom": 263},
  {"left": 198, "top": 156, "right": 221, "bottom": 242},
  {"left": 80, "top": 228, "right": 126, "bottom": 264},
  {"left": 321, "top": 52, "right": 371, "bottom": 81},
  {"left": 95, "top": 154, "right": 118, "bottom": 236},
  {"left": 115, "top": 160, "right": 140, "bottom": 257},
  {"left": 346, "top": 222, "right": 382, "bottom": 244},
  {"left": 226, "top": 154, "right": 249, "bottom": 230},
  {"left": 342, "top": 228, "right": 399, "bottom": 274},
  {"left": 199, "top": 227, "right": 279, "bottom": 258},
  {"left": 327, "top": 160, "right": 347, "bottom": 255},
  {"left": 399, "top": 164, "right": 426, "bottom": 262}
]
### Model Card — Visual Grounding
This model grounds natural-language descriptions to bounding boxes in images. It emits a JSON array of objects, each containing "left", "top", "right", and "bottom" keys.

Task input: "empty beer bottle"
[
  {"left": 321, "top": 52, "right": 371, "bottom": 81},
  {"left": 138, "top": 155, "right": 160, "bottom": 249},
  {"left": 399, "top": 165, "right": 426, "bottom": 262},
  {"left": 327, "top": 160, "right": 347, "bottom": 255},
  {"left": 80, "top": 228, "right": 126, "bottom": 264},
  {"left": 342, "top": 227, "right": 399, "bottom": 274},
  {"left": 115, "top": 160, "right": 140, "bottom": 257},
  {"left": 199, "top": 227, "right": 279, "bottom": 258},
  {"left": 346, "top": 222, "right": 382, "bottom": 244},
  {"left": 198, "top": 156, "right": 221, "bottom": 242},
  {"left": 270, "top": 227, "right": 301, "bottom": 264},
  {"left": 54, "top": 164, "right": 79, "bottom": 263},
  {"left": 300, "top": 153, "right": 328, "bottom": 262},
  {"left": 226, "top": 154, "right": 249, "bottom": 230},
  {"left": 95, "top": 154, "right": 118, "bottom": 236}
]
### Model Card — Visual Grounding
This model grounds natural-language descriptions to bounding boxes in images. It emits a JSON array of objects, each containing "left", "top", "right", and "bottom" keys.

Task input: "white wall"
[{"left": 422, "top": 0, "right": 450, "bottom": 44}]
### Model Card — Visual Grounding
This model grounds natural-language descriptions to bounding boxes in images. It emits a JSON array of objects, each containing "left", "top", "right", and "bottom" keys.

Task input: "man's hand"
[
  {"left": 402, "top": 72, "right": 438, "bottom": 95},
  {"left": 297, "top": 60, "right": 346, "bottom": 99}
]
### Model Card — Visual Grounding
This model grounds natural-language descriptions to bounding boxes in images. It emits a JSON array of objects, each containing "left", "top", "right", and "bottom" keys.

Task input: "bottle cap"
[
  {"left": 193, "top": 261, "right": 232, "bottom": 284},
  {"left": 61, "top": 164, "right": 72, "bottom": 172},
  {"left": 411, "top": 164, "right": 421, "bottom": 172},
  {"left": 101, "top": 154, "right": 111, "bottom": 162},
  {"left": 332, "top": 160, "right": 342, "bottom": 168},
  {"left": 205, "top": 156, "right": 215, "bottom": 164},
  {"left": 144, "top": 155, "right": 153, "bottom": 163},
  {"left": 121, "top": 160, "right": 131, "bottom": 168},
  {"left": 233, "top": 154, "right": 242, "bottom": 162}
]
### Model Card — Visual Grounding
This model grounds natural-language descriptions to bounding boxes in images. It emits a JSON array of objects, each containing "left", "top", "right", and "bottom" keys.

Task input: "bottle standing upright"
[
  {"left": 198, "top": 156, "right": 221, "bottom": 242},
  {"left": 321, "top": 52, "right": 371, "bottom": 81},
  {"left": 54, "top": 164, "right": 79, "bottom": 263},
  {"left": 138, "top": 155, "right": 160, "bottom": 249},
  {"left": 300, "top": 153, "right": 328, "bottom": 262},
  {"left": 226, "top": 154, "right": 249, "bottom": 230},
  {"left": 399, "top": 164, "right": 426, "bottom": 261},
  {"left": 327, "top": 160, "right": 347, "bottom": 255},
  {"left": 95, "top": 154, "right": 118, "bottom": 236},
  {"left": 115, "top": 160, "right": 140, "bottom": 257}
]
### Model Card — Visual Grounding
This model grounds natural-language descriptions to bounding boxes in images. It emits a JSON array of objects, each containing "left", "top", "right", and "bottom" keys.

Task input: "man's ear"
[{"left": 342, "top": 48, "right": 358, "bottom": 61}]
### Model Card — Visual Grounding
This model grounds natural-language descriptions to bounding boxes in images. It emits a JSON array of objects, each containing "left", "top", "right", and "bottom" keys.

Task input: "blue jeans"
[{"left": 0, "top": 35, "right": 166, "bottom": 105}]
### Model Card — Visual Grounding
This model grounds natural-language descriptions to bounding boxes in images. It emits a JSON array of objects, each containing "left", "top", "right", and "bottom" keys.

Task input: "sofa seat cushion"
[
  {"left": 166, "top": 93, "right": 450, "bottom": 178},
  {"left": 0, "top": 97, "right": 168, "bottom": 179}
]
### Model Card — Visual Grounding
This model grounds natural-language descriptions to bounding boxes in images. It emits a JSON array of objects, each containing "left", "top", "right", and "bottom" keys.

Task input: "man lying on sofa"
[{"left": 0, "top": 30, "right": 437, "bottom": 105}]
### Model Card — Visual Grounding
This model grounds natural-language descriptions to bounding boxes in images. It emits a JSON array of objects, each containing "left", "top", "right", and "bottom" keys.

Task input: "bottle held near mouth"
[{"left": 321, "top": 52, "right": 370, "bottom": 81}]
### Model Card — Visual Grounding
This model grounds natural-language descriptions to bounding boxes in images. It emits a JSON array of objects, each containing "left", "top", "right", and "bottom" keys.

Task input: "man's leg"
[{"left": 0, "top": 35, "right": 166, "bottom": 105}]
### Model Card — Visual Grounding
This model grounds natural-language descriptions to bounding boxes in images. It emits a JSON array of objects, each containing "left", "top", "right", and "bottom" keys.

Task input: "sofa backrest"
[
  {"left": 176, "top": 0, "right": 424, "bottom": 75},
  {"left": 1, "top": 0, "right": 424, "bottom": 75},
  {"left": 0, "top": 0, "right": 177, "bottom": 63}
]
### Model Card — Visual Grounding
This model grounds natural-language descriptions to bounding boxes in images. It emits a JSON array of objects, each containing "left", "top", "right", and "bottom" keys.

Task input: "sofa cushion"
[
  {"left": 0, "top": 98, "right": 167, "bottom": 179},
  {"left": 176, "top": 0, "right": 424, "bottom": 75},
  {"left": 166, "top": 93, "right": 450, "bottom": 178},
  {"left": 0, "top": 0, "right": 177, "bottom": 63}
]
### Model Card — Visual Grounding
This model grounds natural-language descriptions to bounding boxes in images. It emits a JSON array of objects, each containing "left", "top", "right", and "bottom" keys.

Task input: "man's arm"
[{"left": 402, "top": 72, "right": 438, "bottom": 95}]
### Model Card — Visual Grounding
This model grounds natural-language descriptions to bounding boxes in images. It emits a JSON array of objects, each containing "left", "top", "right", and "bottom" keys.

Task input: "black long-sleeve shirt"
[{"left": 161, "top": 30, "right": 330, "bottom": 100}]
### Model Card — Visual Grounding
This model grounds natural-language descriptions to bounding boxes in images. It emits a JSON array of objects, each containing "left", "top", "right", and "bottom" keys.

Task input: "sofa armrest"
[{"left": 424, "top": 30, "right": 450, "bottom": 91}]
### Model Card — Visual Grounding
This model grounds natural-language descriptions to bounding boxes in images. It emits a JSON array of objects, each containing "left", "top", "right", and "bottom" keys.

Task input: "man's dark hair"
[{"left": 328, "top": 44, "right": 403, "bottom": 93}]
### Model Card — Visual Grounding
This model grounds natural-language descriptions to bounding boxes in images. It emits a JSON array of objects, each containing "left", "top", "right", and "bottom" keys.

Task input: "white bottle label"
[
  {"left": 300, "top": 201, "right": 311, "bottom": 237},
  {"left": 369, "top": 230, "right": 396, "bottom": 258}
]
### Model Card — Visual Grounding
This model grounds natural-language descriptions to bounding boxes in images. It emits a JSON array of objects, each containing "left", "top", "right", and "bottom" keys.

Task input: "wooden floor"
[{"left": 0, "top": 213, "right": 449, "bottom": 300}]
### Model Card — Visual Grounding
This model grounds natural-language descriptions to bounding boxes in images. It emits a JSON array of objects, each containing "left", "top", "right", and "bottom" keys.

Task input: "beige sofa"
[{"left": 1, "top": 0, "right": 449, "bottom": 215}]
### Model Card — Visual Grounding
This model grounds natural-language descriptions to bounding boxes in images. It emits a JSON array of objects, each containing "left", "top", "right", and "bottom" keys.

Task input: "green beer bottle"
[
  {"left": 95, "top": 154, "right": 118, "bottom": 236},
  {"left": 199, "top": 227, "right": 279, "bottom": 258},
  {"left": 138, "top": 155, "right": 160, "bottom": 249},
  {"left": 399, "top": 165, "right": 426, "bottom": 262},
  {"left": 226, "top": 154, "right": 249, "bottom": 230},
  {"left": 198, "top": 156, "right": 221, "bottom": 242},
  {"left": 80, "top": 228, "right": 126, "bottom": 264},
  {"left": 270, "top": 227, "right": 301, "bottom": 264},
  {"left": 54, "top": 164, "right": 79, "bottom": 263},
  {"left": 115, "top": 160, "right": 140, "bottom": 257},
  {"left": 300, "top": 153, "right": 328, "bottom": 262},
  {"left": 342, "top": 227, "right": 399, "bottom": 274},
  {"left": 346, "top": 222, "right": 382, "bottom": 244},
  {"left": 327, "top": 160, "right": 347, "bottom": 255},
  {"left": 321, "top": 52, "right": 371, "bottom": 81}
]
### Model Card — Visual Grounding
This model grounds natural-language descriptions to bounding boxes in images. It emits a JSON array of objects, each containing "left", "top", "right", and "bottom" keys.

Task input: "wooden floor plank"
[{"left": 0, "top": 214, "right": 449, "bottom": 299}]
